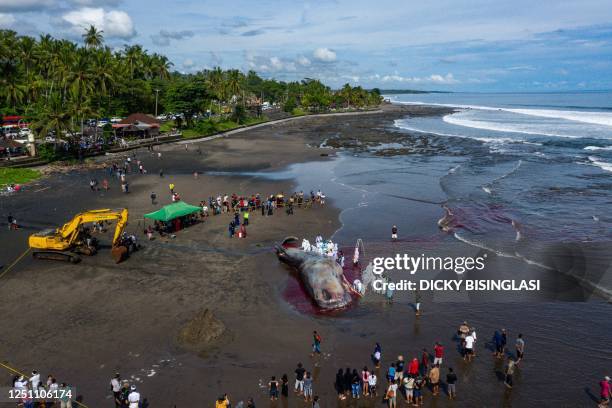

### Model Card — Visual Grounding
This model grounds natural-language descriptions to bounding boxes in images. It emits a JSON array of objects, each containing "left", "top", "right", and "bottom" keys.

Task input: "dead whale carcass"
[{"left": 275, "top": 237, "right": 353, "bottom": 310}]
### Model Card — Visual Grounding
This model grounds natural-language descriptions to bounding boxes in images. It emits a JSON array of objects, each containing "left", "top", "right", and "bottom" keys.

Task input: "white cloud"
[
  {"left": 297, "top": 55, "right": 311, "bottom": 66},
  {"left": 0, "top": 13, "right": 16, "bottom": 27},
  {"left": 269, "top": 56, "right": 283, "bottom": 70},
  {"left": 62, "top": 7, "right": 135, "bottom": 39},
  {"left": 379, "top": 73, "right": 459, "bottom": 84},
  {"left": 313, "top": 47, "right": 336, "bottom": 62},
  {"left": 428, "top": 74, "right": 459, "bottom": 84},
  {"left": 183, "top": 58, "right": 195, "bottom": 68},
  {"left": 247, "top": 54, "right": 296, "bottom": 73}
]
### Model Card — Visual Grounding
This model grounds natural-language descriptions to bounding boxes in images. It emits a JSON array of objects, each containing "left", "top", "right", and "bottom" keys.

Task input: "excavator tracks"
[{"left": 32, "top": 251, "right": 81, "bottom": 263}]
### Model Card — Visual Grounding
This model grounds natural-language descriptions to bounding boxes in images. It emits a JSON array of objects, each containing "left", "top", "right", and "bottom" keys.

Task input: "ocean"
[{"left": 272, "top": 95, "right": 612, "bottom": 405}]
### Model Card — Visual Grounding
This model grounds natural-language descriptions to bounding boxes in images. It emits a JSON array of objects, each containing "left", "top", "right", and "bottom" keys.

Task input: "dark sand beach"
[{"left": 1, "top": 104, "right": 610, "bottom": 407}]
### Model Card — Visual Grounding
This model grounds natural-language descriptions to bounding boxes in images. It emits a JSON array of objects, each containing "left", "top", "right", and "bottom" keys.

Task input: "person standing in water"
[
  {"left": 414, "top": 288, "right": 422, "bottom": 316},
  {"left": 515, "top": 333, "right": 525, "bottom": 365},
  {"left": 504, "top": 358, "right": 516, "bottom": 389},
  {"left": 446, "top": 368, "right": 457, "bottom": 400},
  {"left": 281, "top": 374, "right": 289, "bottom": 398},
  {"left": 311, "top": 330, "right": 322, "bottom": 356},
  {"left": 391, "top": 225, "right": 398, "bottom": 241},
  {"left": 599, "top": 376, "right": 610, "bottom": 408},
  {"left": 268, "top": 377, "right": 279, "bottom": 400}
]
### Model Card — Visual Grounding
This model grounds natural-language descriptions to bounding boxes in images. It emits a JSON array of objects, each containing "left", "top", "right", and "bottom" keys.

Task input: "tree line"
[{"left": 0, "top": 26, "right": 382, "bottom": 138}]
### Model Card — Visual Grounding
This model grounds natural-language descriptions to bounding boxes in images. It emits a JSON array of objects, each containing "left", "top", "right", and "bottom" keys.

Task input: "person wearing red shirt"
[
  {"left": 434, "top": 342, "right": 444, "bottom": 366},
  {"left": 408, "top": 358, "right": 419, "bottom": 377}
]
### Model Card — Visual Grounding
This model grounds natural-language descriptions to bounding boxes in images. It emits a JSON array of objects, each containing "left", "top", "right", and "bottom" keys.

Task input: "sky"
[{"left": 1, "top": 0, "right": 612, "bottom": 91}]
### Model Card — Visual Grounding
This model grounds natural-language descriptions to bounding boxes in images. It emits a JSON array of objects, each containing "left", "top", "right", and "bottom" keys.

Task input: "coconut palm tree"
[
  {"left": 83, "top": 25, "right": 104, "bottom": 49},
  {"left": 205, "top": 67, "right": 226, "bottom": 114},
  {"left": 34, "top": 94, "right": 73, "bottom": 141},
  {"left": 225, "top": 69, "right": 243, "bottom": 102},
  {"left": 150, "top": 54, "right": 173, "bottom": 80}
]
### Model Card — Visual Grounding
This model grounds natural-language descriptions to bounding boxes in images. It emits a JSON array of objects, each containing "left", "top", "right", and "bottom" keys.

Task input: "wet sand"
[{"left": 1, "top": 104, "right": 610, "bottom": 407}]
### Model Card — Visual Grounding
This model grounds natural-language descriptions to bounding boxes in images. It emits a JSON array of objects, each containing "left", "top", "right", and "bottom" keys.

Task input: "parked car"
[{"left": 19, "top": 128, "right": 32, "bottom": 137}]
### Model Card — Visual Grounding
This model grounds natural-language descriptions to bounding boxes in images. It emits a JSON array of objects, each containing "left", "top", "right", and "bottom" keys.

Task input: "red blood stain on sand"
[
  {"left": 281, "top": 236, "right": 447, "bottom": 315},
  {"left": 281, "top": 247, "right": 363, "bottom": 316}
]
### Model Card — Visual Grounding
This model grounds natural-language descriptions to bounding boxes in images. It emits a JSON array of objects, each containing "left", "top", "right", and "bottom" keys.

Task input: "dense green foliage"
[
  {"left": 0, "top": 168, "right": 41, "bottom": 186},
  {"left": 0, "top": 27, "right": 383, "bottom": 140}
]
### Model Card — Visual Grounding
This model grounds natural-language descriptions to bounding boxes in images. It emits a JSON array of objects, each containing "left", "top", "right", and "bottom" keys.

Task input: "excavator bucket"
[{"left": 111, "top": 245, "right": 128, "bottom": 264}]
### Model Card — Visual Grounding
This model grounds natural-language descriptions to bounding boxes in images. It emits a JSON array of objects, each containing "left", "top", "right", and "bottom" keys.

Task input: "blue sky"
[{"left": 1, "top": 0, "right": 612, "bottom": 91}]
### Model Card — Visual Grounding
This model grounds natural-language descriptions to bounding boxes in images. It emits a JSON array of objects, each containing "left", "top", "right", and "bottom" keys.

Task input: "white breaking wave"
[
  {"left": 588, "top": 156, "right": 612, "bottom": 173},
  {"left": 507, "top": 108, "right": 612, "bottom": 127},
  {"left": 394, "top": 119, "right": 540, "bottom": 144},
  {"left": 391, "top": 99, "right": 612, "bottom": 128},
  {"left": 584, "top": 145, "right": 612, "bottom": 151},
  {"left": 443, "top": 114, "right": 581, "bottom": 138}
]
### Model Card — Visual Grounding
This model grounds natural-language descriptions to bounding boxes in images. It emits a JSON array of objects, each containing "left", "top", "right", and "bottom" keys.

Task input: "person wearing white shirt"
[
  {"left": 48, "top": 378, "right": 59, "bottom": 392},
  {"left": 14, "top": 376, "right": 27, "bottom": 390},
  {"left": 471, "top": 328, "right": 478, "bottom": 356},
  {"left": 464, "top": 334, "right": 475, "bottom": 362},
  {"left": 110, "top": 373, "right": 121, "bottom": 406},
  {"left": 128, "top": 385, "right": 140, "bottom": 408},
  {"left": 29, "top": 371, "right": 40, "bottom": 391},
  {"left": 368, "top": 373, "right": 378, "bottom": 396}
]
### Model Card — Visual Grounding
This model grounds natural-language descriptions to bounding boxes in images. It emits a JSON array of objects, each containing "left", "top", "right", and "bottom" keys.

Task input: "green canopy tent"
[{"left": 144, "top": 201, "right": 201, "bottom": 222}]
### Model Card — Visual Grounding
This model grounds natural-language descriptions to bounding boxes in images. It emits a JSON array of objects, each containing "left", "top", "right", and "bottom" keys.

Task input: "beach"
[{"left": 1, "top": 103, "right": 610, "bottom": 407}]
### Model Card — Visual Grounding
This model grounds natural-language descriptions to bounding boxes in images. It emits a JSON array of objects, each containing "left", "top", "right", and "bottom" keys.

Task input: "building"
[{"left": 112, "top": 113, "right": 161, "bottom": 139}]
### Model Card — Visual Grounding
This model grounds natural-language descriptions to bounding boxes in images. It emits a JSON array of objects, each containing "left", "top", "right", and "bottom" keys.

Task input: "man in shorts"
[
  {"left": 403, "top": 375, "right": 415, "bottom": 404},
  {"left": 429, "top": 364, "right": 441, "bottom": 396},
  {"left": 434, "top": 342, "right": 444, "bottom": 366},
  {"left": 446, "top": 368, "right": 457, "bottom": 400},
  {"left": 294, "top": 362, "right": 306, "bottom": 395},
  {"left": 391, "top": 225, "right": 398, "bottom": 241}
]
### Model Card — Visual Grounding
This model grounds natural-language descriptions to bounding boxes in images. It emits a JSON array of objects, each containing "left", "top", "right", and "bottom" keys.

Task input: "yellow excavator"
[{"left": 28, "top": 209, "right": 130, "bottom": 263}]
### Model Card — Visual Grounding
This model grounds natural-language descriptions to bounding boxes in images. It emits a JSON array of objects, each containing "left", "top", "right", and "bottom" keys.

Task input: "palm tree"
[
  {"left": 122, "top": 45, "right": 145, "bottom": 80},
  {"left": 205, "top": 67, "right": 226, "bottom": 114},
  {"left": 150, "top": 54, "right": 173, "bottom": 80},
  {"left": 34, "top": 94, "right": 73, "bottom": 142},
  {"left": 226, "top": 70, "right": 242, "bottom": 97},
  {"left": 341, "top": 83, "right": 352, "bottom": 108},
  {"left": 83, "top": 25, "right": 104, "bottom": 49}
]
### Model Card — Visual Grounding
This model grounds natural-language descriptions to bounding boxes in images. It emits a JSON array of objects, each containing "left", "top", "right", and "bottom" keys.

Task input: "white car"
[
  {"left": 19, "top": 128, "right": 31, "bottom": 135},
  {"left": 110, "top": 117, "right": 122, "bottom": 123}
]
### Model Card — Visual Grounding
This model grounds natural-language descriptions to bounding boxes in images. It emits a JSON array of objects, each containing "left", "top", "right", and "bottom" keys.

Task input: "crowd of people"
[
  {"left": 11, "top": 370, "right": 76, "bottom": 408},
  {"left": 228, "top": 323, "right": 539, "bottom": 408},
  {"left": 109, "top": 373, "right": 149, "bottom": 408}
]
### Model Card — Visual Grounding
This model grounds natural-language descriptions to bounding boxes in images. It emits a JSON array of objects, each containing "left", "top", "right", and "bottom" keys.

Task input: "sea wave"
[
  {"left": 584, "top": 145, "right": 612, "bottom": 151},
  {"left": 391, "top": 99, "right": 612, "bottom": 128},
  {"left": 587, "top": 156, "right": 612, "bottom": 173},
  {"left": 507, "top": 108, "right": 612, "bottom": 127},
  {"left": 442, "top": 114, "right": 581, "bottom": 138},
  {"left": 394, "top": 119, "right": 541, "bottom": 144}
]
